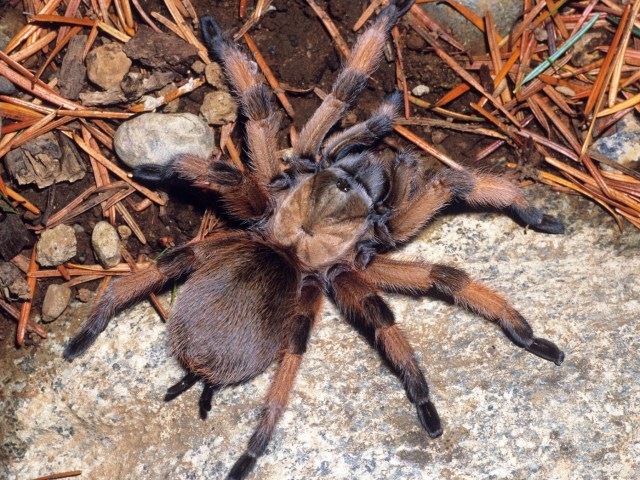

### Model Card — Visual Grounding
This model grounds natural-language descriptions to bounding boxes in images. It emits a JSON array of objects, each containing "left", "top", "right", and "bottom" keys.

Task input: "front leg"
[{"left": 362, "top": 256, "right": 565, "bottom": 365}]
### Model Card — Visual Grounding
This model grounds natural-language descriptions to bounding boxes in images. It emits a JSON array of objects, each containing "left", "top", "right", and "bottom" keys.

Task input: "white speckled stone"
[{"left": 2, "top": 187, "right": 639, "bottom": 479}]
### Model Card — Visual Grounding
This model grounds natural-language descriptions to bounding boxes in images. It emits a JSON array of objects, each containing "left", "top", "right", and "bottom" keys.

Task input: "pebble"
[
  {"left": 191, "top": 60, "right": 206, "bottom": 75},
  {"left": 200, "top": 91, "right": 238, "bottom": 125},
  {"left": 86, "top": 43, "right": 132, "bottom": 90},
  {"left": 37, "top": 225, "right": 77, "bottom": 267},
  {"left": 0, "top": 76, "right": 16, "bottom": 95},
  {"left": 204, "top": 62, "right": 226, "bottom": 90},
  {"left": 41, "top": 284, "right": 71, "bottom": 322},
  {"left": 406, "top": 31, "right": 426, "bottom": 51},
  {"left": 91, "top": 221, "right": 122, "bottom": 268},
  {"left": 77, "top": 288, "right": 92, "bottom": 303},
  {"left": 114, "top": 113, "right": 215, "bottom": 169},
  {"left": 117, "top": 225, "right": 132, "bottom": 240},
  {"left": 411, "top": 84, "right": 430, "bottom": 97}
]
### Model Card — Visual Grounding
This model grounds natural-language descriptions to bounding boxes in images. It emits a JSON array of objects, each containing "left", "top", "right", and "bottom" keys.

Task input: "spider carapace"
[{"left": 64, "top": 1, "right": 565, "bottom": 478}]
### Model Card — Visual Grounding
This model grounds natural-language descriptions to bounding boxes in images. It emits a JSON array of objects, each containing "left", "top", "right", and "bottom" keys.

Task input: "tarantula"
[{"left": 64, "top": 1, "right": 565, "bottom": 478}]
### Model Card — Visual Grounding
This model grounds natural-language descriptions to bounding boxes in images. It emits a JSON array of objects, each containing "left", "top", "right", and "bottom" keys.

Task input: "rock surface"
[
  {"left": 41, "top": 284, "right": 71, "bottom": 322},
  {"left": 36, "top": 224, "right": 77, "bottom": 267},
  {"left": 91, "top": 221, "right": 122, "bottom": 268},
  {"left": 114, "top": 113, "right": 215, "bottom": 169},
  {"left": 0, "top": 76, "right": 16, "bottom": 95},
  {"left": 2, "top": 187, "right": 639, "bottom": 479},
  {"left": 86, "top": 43, "right": 132, "bottom": 90},
  {"left": 592, "top": 113, "right": 640, "bottom": 170}
]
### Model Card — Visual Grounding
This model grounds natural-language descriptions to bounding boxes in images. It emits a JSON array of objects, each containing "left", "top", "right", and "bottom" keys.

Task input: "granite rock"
[
  {"left": 114, "top": 113, "right": 215, "bottom": 169},
  {"left": 91, "top": 221, "right": 121, "bottom": 268},
  {"left": 41, "top": 284, "right": 72, "bottom": 322},
  {"left": 37, "top": 224, "right": 77, "bottom": 267},
  {"left": 2, "top": 187, "right": 639, "bottom": 479}
]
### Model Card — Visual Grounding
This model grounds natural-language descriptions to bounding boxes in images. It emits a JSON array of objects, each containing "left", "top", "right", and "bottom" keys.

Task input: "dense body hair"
[{"left": 64, "top": 2, "right": 565, "bottom": 478}]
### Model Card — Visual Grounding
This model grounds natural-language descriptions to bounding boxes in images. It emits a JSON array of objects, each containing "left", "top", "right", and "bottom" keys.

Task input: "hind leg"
[{"left": 64, "top": 245, "right": 197, "bottom": 360}]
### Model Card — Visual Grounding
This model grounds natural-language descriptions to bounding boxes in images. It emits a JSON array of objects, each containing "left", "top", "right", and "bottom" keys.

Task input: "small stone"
[
  {"left": 0, "top": 76, "right": 16, "bottom": 95},
  {"left": 205, "top": 62, "right": 226, "bottom": 89},
  {"left": 37, "top": 224, "right": 77, "bottom": 267},
  {"left": 191, "top": 60, "right": 206, "bottom": 75},
  {"left": 200, "top": 91, "right": 238, "bottom": 125},
  {"left": 91, "top": 221, "right": 121, "bottom": 268},
  {"left": 77, "top": 288, "right": 92, "bottom": 303},
  {"left": 533, "top": 27, "right": 548, "bottom": 42},
  {"left": 411, "top": 85, "right": 430, "bottom": 97},
  {"left": 0, "top": 262, "right": 20, "bottom": 286},
  {"left": 114, "top": 113, "right": 215, "bottom": 169},
  {"left": 117, "top": 225, "right": 132, "bottom": 240},
  {"left": 9, "top": 276, "right": 30, "bottom": 301},
  {"left": 72, "top": 224, "right": 85, "bottom": 234},
  {"left": 41, "top": 284, "right": 71, "bottom": 322},
  {"left": 86, "top": 43, "right": 132, "bottom": 90},
  {"left": 571, "top": 32, "right": 607, "bottom": 68},
  {"left": 406, "top": 32, "right": 425, "bottom": 51}
]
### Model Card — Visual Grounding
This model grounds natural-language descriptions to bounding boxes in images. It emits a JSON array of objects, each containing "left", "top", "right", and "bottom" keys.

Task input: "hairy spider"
[{"left": 64, "top": 1, "right": 565, "bottom": 478}]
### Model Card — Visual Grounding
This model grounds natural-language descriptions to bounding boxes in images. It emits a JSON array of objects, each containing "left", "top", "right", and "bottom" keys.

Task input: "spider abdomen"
[{"left": 169, "top": 235, "right": 300, "bottom": 385}]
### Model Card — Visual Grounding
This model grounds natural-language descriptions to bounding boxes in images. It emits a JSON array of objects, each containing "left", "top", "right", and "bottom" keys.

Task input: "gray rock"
[
  {"left": 37, "top": 224, "right": 77, "bottom": 267},
  {"left": 41, "top": 284, "right": 71, "bottom": 322},
  {"left": 422, "top": 1, "right": 522, "bottom": 54},
  {"left": 200, "top": 91, "right": 237, "bottom": 126},
  {"left": 3, "top": 187, "right": 640, "bottom": 480},
  {"left": 86, "top": 43, "right": 132, "bottom": 90},
  {"left": 592, "top": 113, "right": 640, "bottom": 171},
  {"left": 91, "top": 221, "right": 121, "bottom": 268},
  {"left": 0, "top": 76, "right": 16, "bottom": 95},
  {"left": 114, "top": 113, "right": 215, "bottom": 169}
]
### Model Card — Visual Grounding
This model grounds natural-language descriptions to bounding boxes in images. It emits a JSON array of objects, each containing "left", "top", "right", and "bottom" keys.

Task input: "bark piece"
[
  {"left": 58, "top": 35, "right": 87, "bottom": 100},
  {"left": 0, "top": 213, "right": 33, "bottom": 261}
]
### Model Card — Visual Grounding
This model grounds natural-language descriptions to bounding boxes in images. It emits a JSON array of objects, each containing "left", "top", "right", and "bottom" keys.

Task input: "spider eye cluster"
[{"left": 336, "top": 178, "right": 351, "bottom": 192}]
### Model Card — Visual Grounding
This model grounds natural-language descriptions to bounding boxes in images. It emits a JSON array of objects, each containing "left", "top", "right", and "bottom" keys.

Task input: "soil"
[{"left": 0, "top": 0, "right": 506, "bottom": 348}]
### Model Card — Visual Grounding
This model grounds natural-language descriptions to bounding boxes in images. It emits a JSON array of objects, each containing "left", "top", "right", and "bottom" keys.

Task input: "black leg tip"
[
  {"left": 534, "top": 214, "right": 565, "bottom": 235},
  {"left": 416, "top": 400, "right": 443, "bottom": 438},
  {"left": 133, "top": 164, "right": 170, "bottom": 183},
  {"left": 526, "top": 337, "right": 565, "bottom": 366},
  {"left": 227, "top": 454, "right": 257, "bottom": 480},
  {"left": 392, "top": 0, "right": 416, "bottom": 17},
  {"left": 200, "top": 15, "right": 224, "bottom": 54}
]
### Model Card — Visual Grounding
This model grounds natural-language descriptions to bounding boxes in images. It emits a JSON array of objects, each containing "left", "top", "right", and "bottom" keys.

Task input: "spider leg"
[
  {"left": 164, "top": 371, "right": 199, "bottom": 402},
  {"left": 164, "top": 372, "right": 219, "bottom": 420},
  {"left": 201, "top": 16, "right": 282, "bottom": 187},
  {"left": 362, "top": 256, "right": 565, "bottom": 365},
  {"left": 227, "top": 285, "right": 322, "bottom": 480},
  {"left": 385, "top": 167, "right": 565, "bottom": 245},
  {"left": 134, "top": 155, "right": 270, "bottom": 221},
  {"left": 329, "top": 271, "right": 442, "bottom": 438},
  {"left": 63, "top": 244, "right": 196, "bottom": 360},
  {"left": 321, "top": 90, "right": 403, "bottom": 165},
  {"left": 294, "top": 1, "right": 412, "bottom": 160}
]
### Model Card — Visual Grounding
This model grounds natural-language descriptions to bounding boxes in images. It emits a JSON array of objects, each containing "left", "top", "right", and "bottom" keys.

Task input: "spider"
[{"left": 63, "top": 1, "right": 565, "bottom": 478}]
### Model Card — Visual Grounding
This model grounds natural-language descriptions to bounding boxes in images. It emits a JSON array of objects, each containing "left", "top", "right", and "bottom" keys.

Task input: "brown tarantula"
[{"left": 64, "top": 1, "right": 565, "bottom": 478}]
